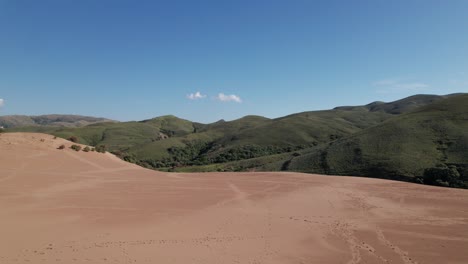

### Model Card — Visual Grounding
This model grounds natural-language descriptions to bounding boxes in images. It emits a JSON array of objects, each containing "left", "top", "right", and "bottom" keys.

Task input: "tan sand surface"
[{"left": 1, "top": 132, "right": 468, "bottom": 264}]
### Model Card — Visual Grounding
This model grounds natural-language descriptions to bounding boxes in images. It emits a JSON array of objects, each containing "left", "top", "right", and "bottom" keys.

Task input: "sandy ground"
[{"left": 1, "top": 133, "right": 468, "bottom": 264}]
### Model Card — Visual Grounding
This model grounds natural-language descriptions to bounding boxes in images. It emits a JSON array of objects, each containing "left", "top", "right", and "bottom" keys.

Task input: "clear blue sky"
[{"left": 1, "top": 0, "right": 467, "bottom": 123}]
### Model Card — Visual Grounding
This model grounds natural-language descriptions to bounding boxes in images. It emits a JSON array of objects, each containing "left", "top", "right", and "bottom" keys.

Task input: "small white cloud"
[
  {"left": 394, "top": 82, "right": 429, "bottom": 90},
  {"left": 0, "top": 98, "right": 4, "bottom": 107},
  {"left": 372, "top": 79, "right": 399, "bottom": 86},
  {"left": 215, "top": 93, "right": 242, "bottom": 103},
  {"left": 186, "top": 91, "right": 206, "bottom": 100},
  {"left": 373, "top": 79, "right": 429, "bottom": 93}
]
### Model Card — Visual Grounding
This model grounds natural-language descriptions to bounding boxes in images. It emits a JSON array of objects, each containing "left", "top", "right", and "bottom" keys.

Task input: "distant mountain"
[
  {"left": 0, "top": 114, "right": 116, "bottom": 128},
  {"left": 334, "top": 93, "right": 461, "bottom": 114},
  {"left": 6, "top": 93, "right": 468, "bottom": 188}
]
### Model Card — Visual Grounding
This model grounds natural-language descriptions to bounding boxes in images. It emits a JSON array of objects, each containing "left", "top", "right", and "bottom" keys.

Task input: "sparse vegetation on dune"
[
  {"left": 95, "top": 145, "right": 107, "bottom": 153},
  {"left": 68, "top": 136, "right": 79, "bottom": 143},
  {"left": 70, "top": 144, "right": 82, "bottom": 151}
]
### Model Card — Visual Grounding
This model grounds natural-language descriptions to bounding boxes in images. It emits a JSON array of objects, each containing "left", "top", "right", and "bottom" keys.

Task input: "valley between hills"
[{"left": 3, "top": 93, "right": 468, "bottom": 188}]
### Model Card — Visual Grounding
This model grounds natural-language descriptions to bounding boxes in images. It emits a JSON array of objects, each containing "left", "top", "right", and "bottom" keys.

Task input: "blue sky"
[{"left": 0, "top": 0, "right": 467, "bottom": 122}]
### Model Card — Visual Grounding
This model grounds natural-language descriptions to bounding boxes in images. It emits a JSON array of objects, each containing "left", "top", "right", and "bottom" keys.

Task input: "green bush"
[
  {"left": 423, "top": 166, "right": 464, "bottom": 187},
  {"left": 68, "top": 136, "right": 78, "bottom": 143},
  {"left": 95, "top": 145, "right": 106, "bottom": 153},
  {"left": 83, "top": 146, "right": 90, "bottom": 152},
  {"left": 70, "top": 144, "right": 82, "bottom": 151},
  {"left": 112, "top": 150, "right": 137, "bottom": 163}
]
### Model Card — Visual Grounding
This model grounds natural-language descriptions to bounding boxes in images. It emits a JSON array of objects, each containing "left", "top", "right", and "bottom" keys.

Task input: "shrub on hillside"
[
  {"left": 68, "top": 136, "right": 78, "bottom": 143},
  {"left": 112, "top": 150, "right": 137, "bottom": 163},
  {"left": 71, "top": 144, "right": 82, "bottom": 151},
  {"left": 95, "top": 145, "right": 106, "bottom": 153},
  {"left": 423, "top": 165, "right": 465, "bottom": 188},
  {"left": 57, "top": 144, "right": 65, "bottom": 150},
  {"left": 83, "top": 146, "right": 90, "bottom": 152}
]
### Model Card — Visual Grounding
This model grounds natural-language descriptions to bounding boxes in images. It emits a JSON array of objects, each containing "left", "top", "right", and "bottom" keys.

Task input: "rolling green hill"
[
  {"left": 334, "top": 93, "right": 461, "bottom": 114},
  {"left": 286, "top": 94, "right": 468, "bottom": 187},
  {"left": 0, "top": 114, "right": 115, "bottom": 128},
  {"left": 8, "top": 108, "right": 389, "bottom": 166},
  {"left": 5, "top": 93, "right": 467, "bottom": 188}
]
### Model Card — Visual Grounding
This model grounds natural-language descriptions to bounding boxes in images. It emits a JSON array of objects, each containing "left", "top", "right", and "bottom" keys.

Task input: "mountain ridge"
[
  {"left": 4, "top": 93, "right": 467, "bottom": 188},
  {"left": 0, "top": 114, "right": 116, "bottom": 128}
]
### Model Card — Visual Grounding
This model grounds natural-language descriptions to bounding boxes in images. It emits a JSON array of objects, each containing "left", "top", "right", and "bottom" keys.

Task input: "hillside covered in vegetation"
[
  {"left": 6, "top": 93, "right": 468, "bottom": 188},
  {"left": 0, "top": 114, "right": 115, "bottom": 128}
]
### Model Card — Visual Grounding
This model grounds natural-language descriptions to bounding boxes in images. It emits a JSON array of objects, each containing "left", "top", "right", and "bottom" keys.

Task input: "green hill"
[
  {"left": 334, "top": 93, "right": 461, "bottom": 114},
  {"left": 6, "top": 93, "right": 467, "bottom": 188},
  {"left": 287, "top": 94, "right": 468, "bottom": 187},
  {"left": 0, "top": 114, "right": 115, "bottom": 128}
]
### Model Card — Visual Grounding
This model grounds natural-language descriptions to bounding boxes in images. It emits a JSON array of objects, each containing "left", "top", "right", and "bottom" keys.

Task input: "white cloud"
[
  {"left": 373, "top": 78, "right": 429, "bottom": 93},
  {"left": 394, "top": 82, "right": 429, "bottom": 90},
  {"left": 186, "top": 91, "right": 206, "bottom": 100},
  {"left": 372, "top": 79, "right": 399, "bottom": 86},
  {"left": 215, "top": 93, "right": 242, "bottom": 103},
  {"left": 0, "top": 98, "right": 4, "bottom": 107}
]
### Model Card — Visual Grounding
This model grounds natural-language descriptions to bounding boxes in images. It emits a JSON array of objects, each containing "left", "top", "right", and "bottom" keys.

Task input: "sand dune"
[{"left": 1, "top": 133, "right": 467, "bottom": 264}]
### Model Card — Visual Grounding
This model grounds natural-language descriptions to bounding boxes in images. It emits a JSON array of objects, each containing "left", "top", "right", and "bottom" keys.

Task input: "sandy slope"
[{"left": 1, "top": 133, "right": 468, "bottom": 264}]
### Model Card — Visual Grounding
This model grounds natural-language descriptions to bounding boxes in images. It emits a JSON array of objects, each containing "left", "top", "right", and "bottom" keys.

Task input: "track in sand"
[{"left": 1, "top": 133, "right": 468, "bottom": 264}]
